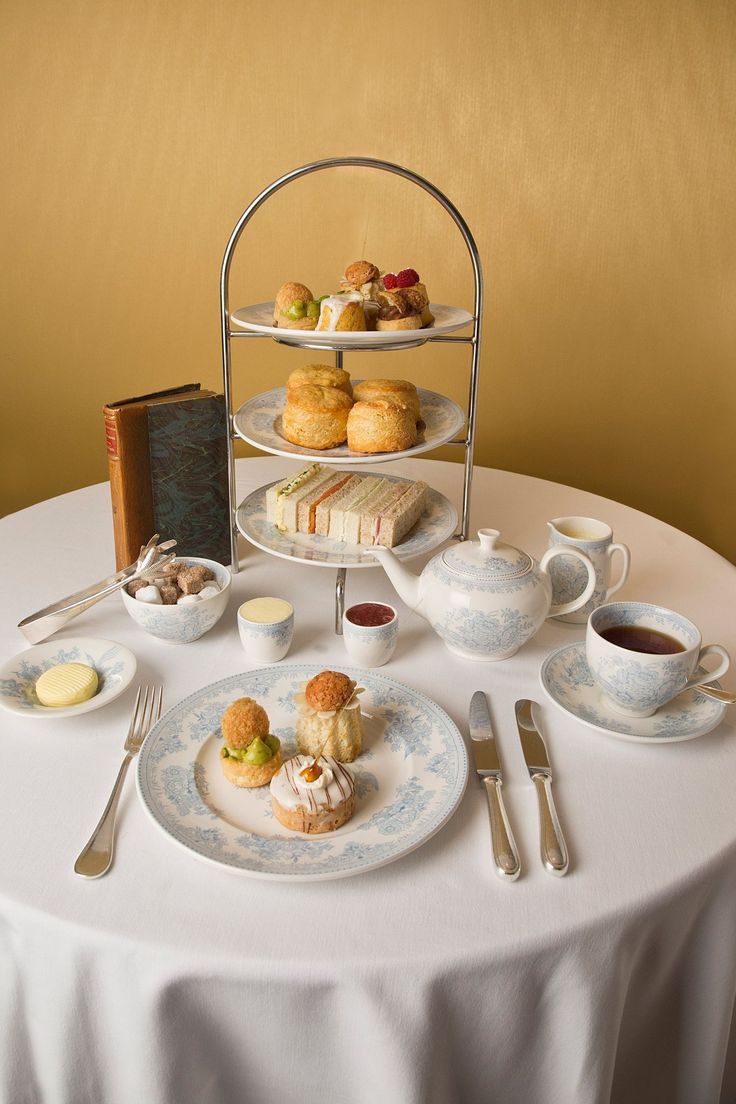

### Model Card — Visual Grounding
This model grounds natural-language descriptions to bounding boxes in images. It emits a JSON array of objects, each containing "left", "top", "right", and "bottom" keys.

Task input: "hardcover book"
[{"left": 104, "top": 385, "right": 230, "bottom": 569}]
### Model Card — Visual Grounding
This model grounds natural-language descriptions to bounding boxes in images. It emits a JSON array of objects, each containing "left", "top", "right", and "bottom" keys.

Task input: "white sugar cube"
[
  {"left": 177, "top": 594, "right": 200, "bottom": 605},
  {"left": 198, "top": 585, "right": 220, "bottom": 600},
  {"left": 136, "top": 585, "right": 163, "bottom": 604}
]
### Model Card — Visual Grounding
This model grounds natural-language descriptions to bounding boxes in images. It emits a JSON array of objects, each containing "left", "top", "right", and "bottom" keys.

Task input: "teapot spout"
[{"left": 367, "top": 546, "right": 425, "bottom": 617}]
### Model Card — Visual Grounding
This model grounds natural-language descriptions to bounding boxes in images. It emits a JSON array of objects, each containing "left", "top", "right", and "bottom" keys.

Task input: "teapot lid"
[{"left": 441, "top": 529, "right": 532, "bottom": 581}]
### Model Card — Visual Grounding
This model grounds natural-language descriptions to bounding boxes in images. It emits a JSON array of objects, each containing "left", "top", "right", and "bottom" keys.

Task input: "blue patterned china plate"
[
  {"left": 540, "top": 641, "right": 727, "bottom": 743},
  {"left": 0, "top": 637, "right": 137, "bottom": 718},
  {"left": 236, "top": 474, "right": 458, "bottom": 568},
  {"left": 230, "top": 303, "right": 474, "bottom": 352},
  {"left": 232, "top": 384, "right": 466, "bottom": 463},
  {"left": 136, "top": 665, "right": 468, "bottom": 880}
]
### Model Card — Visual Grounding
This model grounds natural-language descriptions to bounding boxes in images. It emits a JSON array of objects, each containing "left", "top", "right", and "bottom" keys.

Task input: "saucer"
[
  {"left": 539, "top": 641, "right": 727, "bottom": 743},
  {"left": 0, "top": 637, "right": 137, "bottom": 718}
]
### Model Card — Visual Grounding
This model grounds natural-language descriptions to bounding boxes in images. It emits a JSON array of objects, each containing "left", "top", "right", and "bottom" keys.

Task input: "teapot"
[{"left": 368, "top": 528, "right": 596, "bottom": 661}]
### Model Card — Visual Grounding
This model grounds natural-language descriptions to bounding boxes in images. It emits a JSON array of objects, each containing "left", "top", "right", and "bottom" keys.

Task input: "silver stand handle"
[
  {"left": 532, "top": 773, "right": 569, "bottom": 876},
  {"left": 482, "top": 777, "right": 521, "bottom": 880},
  {"left": 74, "top": 753, "right": 133, "bottom": 879}
]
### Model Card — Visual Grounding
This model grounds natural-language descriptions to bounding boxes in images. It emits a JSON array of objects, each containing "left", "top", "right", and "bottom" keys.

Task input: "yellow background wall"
[{"left": 2, "top": 1, "right": 735, "bottom": 560}]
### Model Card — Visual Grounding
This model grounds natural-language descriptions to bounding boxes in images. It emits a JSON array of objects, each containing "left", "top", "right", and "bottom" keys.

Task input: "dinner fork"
[{"left": 74, "top": 685, "right": 163, "bottom": 879}]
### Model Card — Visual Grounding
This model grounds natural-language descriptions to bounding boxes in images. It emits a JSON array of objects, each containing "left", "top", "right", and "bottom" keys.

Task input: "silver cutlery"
[
  {"left": 74, "top": 685, "right": 163, "bottom": 879},
  {"left": 693, "top": 684, "right": 736, "bottom": 705},
  {"left": 515, "top": 699, "right": 569, "bottom": 877},
  {"left": 18, "top": 535, "right": 177, "bottom": 644},
  {"left": 469, "top": 690, "right": 521, "bottom": 880}
]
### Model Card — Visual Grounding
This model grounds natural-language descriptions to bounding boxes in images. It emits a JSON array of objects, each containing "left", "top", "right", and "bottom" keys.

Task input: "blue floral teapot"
[{"left": 369, "top": 528, "right": 596, "bottom": 661}]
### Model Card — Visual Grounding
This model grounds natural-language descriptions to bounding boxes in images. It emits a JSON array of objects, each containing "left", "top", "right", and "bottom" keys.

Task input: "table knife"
[
  {"left": 515, "top": 699, "right": 569, "bottom": 876},
  {"left": 469, "top": 691, "right": 521, "bottom": 880}
]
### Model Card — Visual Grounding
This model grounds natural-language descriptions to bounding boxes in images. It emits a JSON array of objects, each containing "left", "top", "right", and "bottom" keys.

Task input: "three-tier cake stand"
[{"left": 219, "top": 157, "right": 483, "bottom": 631}]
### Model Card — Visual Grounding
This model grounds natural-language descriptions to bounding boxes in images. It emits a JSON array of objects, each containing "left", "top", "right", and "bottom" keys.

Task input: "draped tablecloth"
[{"left": 1, "top": 458, "right": 735, "bottom": 1104}]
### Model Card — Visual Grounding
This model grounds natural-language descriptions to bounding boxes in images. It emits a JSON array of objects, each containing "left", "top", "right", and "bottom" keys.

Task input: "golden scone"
[
  {"left": 287, "top": 364, "right": 353, "bottom": 398},
  {"left": 220, "top": 697, "right": 282, "bottom": 788},
  {"left": 346, "top": 399, "right": 417, "bottom": 454},
  {"left": 352, "top": 379, "right": 420, "bottom": 422},
  {"left": 273, "top": 282, "right": 318, "bottom": 331},
  {"left": 270, "top": 755, "right": 356, "bottom": 834},
  {"left": 282, "top": 384, "right": 353, "bottom": 450},
  {"left": 295, "top": 671, "right": 364, "bottom": 763}
]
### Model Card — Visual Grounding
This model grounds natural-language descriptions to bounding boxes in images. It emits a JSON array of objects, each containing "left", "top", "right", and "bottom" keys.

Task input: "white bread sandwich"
[
  {"left": 265, "top": 464, "right": 335, "bottom": 532},
  {"left": 371, "top": 481, "right": 428, "bottom": 547},
  {"left": 326, "top": 477, "right": 387, "bottom": 542}
]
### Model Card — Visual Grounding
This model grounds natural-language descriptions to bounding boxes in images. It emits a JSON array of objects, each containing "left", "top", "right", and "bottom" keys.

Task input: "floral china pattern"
[
  {"left": 130, "top": 604, "right": 223, "bottom": 644},
  {"left": 237, "top": 478, "right": 458, "bottom": 569},
  {"left": 0, "top": 638, "right": 136, "bottom": 717},
  {"left": 435, "top": 607, "right": 537, "bottom": 659},
  {"left": 232, "top": 384, "right": 466, "bottom": 463},
  {"left": 136, "top": 664, "right": 468, "bottom": 880},
  {"left": 540, "top": 642, "right": 725, "bottom": 743}
]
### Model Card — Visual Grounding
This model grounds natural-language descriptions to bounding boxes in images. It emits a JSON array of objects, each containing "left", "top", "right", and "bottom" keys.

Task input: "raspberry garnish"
[
  {"left": 383, "top": 272, "right": 398, "bottom": 289},
  {"left": 395, "top": 268, "right": 420, "bottom": 288}
]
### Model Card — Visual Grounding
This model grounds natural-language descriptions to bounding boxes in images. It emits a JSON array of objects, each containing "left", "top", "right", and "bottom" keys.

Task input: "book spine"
[{"left": 104, "top": 405, "right": 155, "bottom": 570}]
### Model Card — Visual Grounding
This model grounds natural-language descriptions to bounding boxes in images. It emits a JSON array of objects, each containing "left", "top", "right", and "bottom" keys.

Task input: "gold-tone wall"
[{"left": 2, "top": 1, "right": 735, "bottom": 560}]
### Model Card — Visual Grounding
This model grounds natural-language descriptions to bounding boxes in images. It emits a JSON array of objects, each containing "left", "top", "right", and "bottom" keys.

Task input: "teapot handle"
[{"left": 540, "top": 546, "right": 597, "bottom": 618}]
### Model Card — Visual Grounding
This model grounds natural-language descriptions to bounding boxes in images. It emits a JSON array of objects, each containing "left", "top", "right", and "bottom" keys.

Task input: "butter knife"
[
  {"left": 469, "top": 691, "right": 521, "bottom": 880},
  {"left": 515, "top": 699, "right": 569, "bottom": 876}
]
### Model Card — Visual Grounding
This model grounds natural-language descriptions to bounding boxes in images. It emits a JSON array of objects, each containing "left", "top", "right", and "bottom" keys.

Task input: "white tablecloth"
[{"left": 2, "top": 458, "right": 736, "bottom": 1104}]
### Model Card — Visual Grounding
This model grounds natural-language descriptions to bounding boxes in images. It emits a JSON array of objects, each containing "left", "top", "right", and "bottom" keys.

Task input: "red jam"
[{"left": 346, "top": 602, "right": 395, "bottom": 627}]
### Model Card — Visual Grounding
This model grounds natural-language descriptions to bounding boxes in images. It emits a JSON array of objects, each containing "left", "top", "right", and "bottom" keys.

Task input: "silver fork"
[{"left": 74, "top": 685, "right": 163, "bottom": 879}]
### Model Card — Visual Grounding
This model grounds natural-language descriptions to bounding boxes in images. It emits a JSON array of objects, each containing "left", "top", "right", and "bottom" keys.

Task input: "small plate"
[
  {"left": 236, "top": 474, "right": 458, "bottom": 568},
  {"left": 0, "top": 637, "right": 137, "bottom": 718},
  {"left": 230, "top": 302, "right": 474, "bottom": 350},
  {"left": 540, "top": 641, "right": 727, "bottom": 743},
  {"left": 136, "top": 665, "right": 469, "bottom": 881},
  {"left": 232, "top": 384, "right": 465, "bottom": 464}
]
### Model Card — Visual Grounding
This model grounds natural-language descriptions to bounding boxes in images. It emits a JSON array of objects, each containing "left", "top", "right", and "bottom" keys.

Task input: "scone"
[
  {"left": 316, "top": 293, "right": 367, "bottom": 332},
  {"left": 220, "top": 697, "right": 282, "bottom": 788},
  {"left": 287, "top": 364, "right": 353, "bottom": 398},
  {"left": 273, "top": 282, "right": 320, "bottom": 331},
  {"left": 270, "top": 754, "right": 356, "bottom": 834},
  {"left": 346, "top": 399, "right": 417, "bottom": 454},
  {"left": 352, "top": 379, "right": 421, "bottom": 423},
  {"left": 295, "top": 671, "right": 364, "bottom": 763},
  {"left": 282, "top": 384, "right": 353, "bottom": 450}
]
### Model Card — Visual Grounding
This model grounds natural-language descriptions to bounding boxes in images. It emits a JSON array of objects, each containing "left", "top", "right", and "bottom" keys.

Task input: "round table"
[{"left": 2, "top": 458, "right": 735, "bottom": 1104}]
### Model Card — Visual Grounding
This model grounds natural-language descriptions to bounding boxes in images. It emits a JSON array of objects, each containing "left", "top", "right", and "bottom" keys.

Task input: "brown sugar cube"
[
  {"left": 160, "top": 584, "right": 181, "bottom": 605},
  {"left": 127, "top": 578, "right": 148, "bottom": 597},
  {"left": 161, "top": 561, "right": 179, "bottom": 577},
  {"left": 177, "top": 565, "right": 211, "bottom": 595}
]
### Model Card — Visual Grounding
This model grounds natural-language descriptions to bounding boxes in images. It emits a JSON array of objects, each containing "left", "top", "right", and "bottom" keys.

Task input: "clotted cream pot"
[{"left": 369, "top": 528, "right": 596, "bottom": 661}]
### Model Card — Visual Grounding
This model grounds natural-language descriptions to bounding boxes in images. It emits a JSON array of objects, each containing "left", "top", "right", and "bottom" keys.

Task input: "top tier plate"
[{"left": 229, "top": 302, "right": 474, "bottom": 350}]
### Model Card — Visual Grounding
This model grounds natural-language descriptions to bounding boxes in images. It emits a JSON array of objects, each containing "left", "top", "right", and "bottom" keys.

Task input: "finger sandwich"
[
  {"left": 266, "top": 464, "right": 334, "bottom": 532},
  {"left": 372, "top": 481, "right": 428, "bottom": 547}
]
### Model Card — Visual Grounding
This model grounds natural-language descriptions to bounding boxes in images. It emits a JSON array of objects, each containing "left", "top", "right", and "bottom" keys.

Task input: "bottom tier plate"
[{"left": 236, "top": 474, "right": 458, "bottom": 568}]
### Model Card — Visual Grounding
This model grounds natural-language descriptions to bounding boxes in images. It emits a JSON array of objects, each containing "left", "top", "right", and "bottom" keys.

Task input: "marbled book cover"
[{"left": 147, "top": 396, "right": 230, "bottom": 565}]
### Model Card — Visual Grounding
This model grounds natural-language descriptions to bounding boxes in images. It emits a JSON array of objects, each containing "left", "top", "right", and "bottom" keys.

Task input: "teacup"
[
  {"left": 238, "top": 597, "right": 293, "bottom": 663},
  {"left": 342, "top": 602, "right": 398, "bottom": 668},
  {"left": 586, "top": 601, "right": 730, "bottom": 717},
  {"left": 548, "top": 516, "right": 631, "bottom": 624}
]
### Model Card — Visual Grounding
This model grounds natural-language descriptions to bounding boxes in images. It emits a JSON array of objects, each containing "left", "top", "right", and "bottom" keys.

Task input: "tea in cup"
[
  {"left": 548, "top": 516, "right": 631, "bottom": 624},
  {"left": 586, "top": 601, "right": 730, "bottom": 717},
  {"left": 342, "top": 602, "right": 398, "bottom": 668},
  {"left": 238, "top": 597, "right": 294, "bottom": 663}
]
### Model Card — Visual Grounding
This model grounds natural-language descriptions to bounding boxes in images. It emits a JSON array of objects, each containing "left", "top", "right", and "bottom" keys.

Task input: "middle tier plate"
[
  {"left": 232, "top": 385, "right": 465, "bottom": 463},
  {"left": 236, "top": 474, "right": 458, "bottom": 568}
]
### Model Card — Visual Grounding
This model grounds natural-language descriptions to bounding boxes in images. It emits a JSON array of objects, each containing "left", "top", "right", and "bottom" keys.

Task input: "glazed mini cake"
[
  {"left": 295, "top": 670, "right": 364, "bottom": 763},
  {"left": 270, "top": 754, "right": 356, "bottom": 834}
]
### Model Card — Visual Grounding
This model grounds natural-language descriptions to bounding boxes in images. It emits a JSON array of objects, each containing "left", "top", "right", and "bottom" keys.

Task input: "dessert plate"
[
  {"left": 232, "top": 384, "right": 465, "bottom": 464},
  {"left": 540, "top": 641, "right": 727, "bottom": 743},
  {"left": 136, "top": 665, "right": 468, "bottom": 881},
  {"left": 0, "top": 637, "right": 137, "bottom": 719},
  {"left": 230, "top": 302, "right": 474, "bottom": 350},
  {"left": 236, "top": 474, "right": 458, "bottom": 568}
]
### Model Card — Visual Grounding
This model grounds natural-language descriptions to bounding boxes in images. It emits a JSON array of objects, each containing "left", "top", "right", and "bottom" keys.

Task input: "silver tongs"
[{"left": 17, "top": 534, "right": 177, "bottom": 644}]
